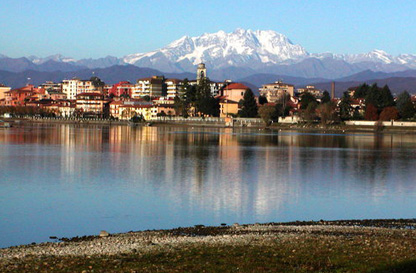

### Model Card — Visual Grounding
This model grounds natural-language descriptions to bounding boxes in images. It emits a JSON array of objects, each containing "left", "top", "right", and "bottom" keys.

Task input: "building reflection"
[{"left": 1, "top": 124, "right": 416, "bottom": 220}]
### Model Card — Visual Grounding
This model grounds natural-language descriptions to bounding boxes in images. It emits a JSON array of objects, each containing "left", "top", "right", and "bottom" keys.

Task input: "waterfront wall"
[
  {"left": 150, "top": 116, "right": 264, "bottom": 127},
  {"left": 345, "top": 120, "right": 416, "bottom": 127}
]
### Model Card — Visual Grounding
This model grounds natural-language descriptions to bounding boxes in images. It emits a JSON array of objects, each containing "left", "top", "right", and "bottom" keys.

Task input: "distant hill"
[
  {"left": 237, "top": 73, "right": 328, "bottom": 89},
  {"left": 0, "top": 65, "right": 194, "bottom": 88},
  {"left": 312, "top": 77, "right": 416, "bottom": 97},
  {"left": 1, "top": 64, "right": 416, "bottom": 97}
]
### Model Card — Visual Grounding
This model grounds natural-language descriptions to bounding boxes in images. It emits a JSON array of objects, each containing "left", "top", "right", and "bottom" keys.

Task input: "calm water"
[{"left": 1, "top": 124, "right": 416, "bottom": 248}]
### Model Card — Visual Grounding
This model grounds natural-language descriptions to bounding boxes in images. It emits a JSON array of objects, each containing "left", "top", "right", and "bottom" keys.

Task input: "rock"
[{"left": 99, "top": 230, "right": 110, "bottom": 237}]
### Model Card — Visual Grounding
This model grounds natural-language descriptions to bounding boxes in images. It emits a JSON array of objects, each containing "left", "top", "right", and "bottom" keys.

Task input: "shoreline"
[
  {"left": 2, "top": 219, "right": 416, "bottom": 272},
  {"left": 4, "top": 117, "right": 416, "bottom": 134}
]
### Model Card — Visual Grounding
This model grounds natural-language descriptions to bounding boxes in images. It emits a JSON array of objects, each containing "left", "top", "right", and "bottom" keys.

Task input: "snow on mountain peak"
[{"left": 123, "top": 29, "right": 309, "bottom": 72}]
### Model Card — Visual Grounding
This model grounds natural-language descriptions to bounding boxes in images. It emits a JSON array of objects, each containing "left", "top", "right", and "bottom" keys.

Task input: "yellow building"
[
  {"left": 0, "top": 85, "right": 11, "bottom": 100},
  {"left": 110, "top": 100, "right": 153, "bottom": 120},
  {"left": 219, "top": 98, "right": 239, "bottom": 118},
  {"left": 259, "top": 81, "right": 294, "bottom": 103}
]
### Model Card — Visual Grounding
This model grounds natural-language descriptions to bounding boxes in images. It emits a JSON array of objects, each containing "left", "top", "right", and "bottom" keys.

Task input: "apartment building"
[
  {"left": 297, "top": 85, "right": 322, "bottom": 98},
  {"left": 62, "top": 78, "right": 102, "bottom": 100},
  {"left": 259, "top": 81, "right": 294, "bottom": 103},
  {"left": 165, "top": 78, "right": 183, "bottom": 99},
  {"left": 132, "top": 76, "right": 166, "bottom": 98},
  {"left": 75, "top": 92, "right": 106, "bottom": 115}
]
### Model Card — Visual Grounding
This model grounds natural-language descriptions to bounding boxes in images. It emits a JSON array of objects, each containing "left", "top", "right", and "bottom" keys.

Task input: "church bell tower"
[{"left": 196, "top": 63, "right": 207, "bottom": 84}]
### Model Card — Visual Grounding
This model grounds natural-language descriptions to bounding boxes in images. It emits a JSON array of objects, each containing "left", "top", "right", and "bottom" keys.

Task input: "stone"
[{"left": 99, "top": 230, "right": 110, "bottom": 237}]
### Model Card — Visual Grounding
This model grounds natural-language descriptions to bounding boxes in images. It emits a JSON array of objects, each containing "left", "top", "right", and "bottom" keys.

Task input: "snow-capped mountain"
[
  {"left": 2, "top": 29, "right": 416, "bottom": 79},
  {"left": 122, "top": 29, "right": 416, "bottom": 75},
  {"left": 123, "top": 29, "right": 309, "bottom": 72},
  {"left": 29, "top": 54, "right": 77, "bottom": 64}
]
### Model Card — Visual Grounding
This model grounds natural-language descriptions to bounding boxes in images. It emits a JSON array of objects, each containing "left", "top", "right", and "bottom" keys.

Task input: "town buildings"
[
  {"left": 62, "top": 78, "right": 102, "bottom": 100},
  {"left": 296, "top": 85, "right": 322, "bottom": 98},
  {"left": 107, "top": 81, "right": 134, "bottom": 98},
  {"left": 165, "top": 78, "right": 183, "bottom": 99},
  {"left": 75, "top": 93, "right": 107, "bottom": 116},
  {"left": 132, "top": 76, "right": 166, "bottom": 98},
  {"left": 0, "top": 84, "right": 11, "bottom": 101},
  {"left": 3, "top": 85, "right": 40, "bottom": 106},
  {"left": 222, "top": 83, "right": 248, "bottom": 102},
  {"left": 259, "top": 81, "right": 294, "bottom": 103}
]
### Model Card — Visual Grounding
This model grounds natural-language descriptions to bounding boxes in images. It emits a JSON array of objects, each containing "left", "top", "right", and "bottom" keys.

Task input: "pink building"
[{"left": 222, "top": 83, "right": 249, "bottom": 103}]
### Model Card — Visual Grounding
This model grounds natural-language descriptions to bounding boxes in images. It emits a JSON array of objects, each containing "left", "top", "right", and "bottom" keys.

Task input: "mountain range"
[{"left": 1, "top": 29, "right": 416, "bottom": 95}]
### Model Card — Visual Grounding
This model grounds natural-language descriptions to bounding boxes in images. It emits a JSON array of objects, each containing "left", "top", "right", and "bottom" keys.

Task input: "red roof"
[
  {"left": 76, "top": 92, "right": 103, "bottom": 97},
  {"left": 224, "top": 83, "right": 249, "bottom": 90}
]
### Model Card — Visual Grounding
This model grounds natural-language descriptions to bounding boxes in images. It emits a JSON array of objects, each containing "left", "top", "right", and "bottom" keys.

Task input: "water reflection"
[{"left": 1, "top": 124, "right": 416, "bottom": 247}]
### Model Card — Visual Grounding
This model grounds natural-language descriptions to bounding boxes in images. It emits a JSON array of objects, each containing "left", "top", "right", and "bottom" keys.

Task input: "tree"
[
  {"left": 338, "top": 91, "right": 352, "bottom": 120},
  {"left": 258, "top": 105, "right": 276, "bottom": 126},
  {"left": 365, "top": 83, "right": 394, "bottom": 112},
  {"left": 365, "top": 83, "right": 381, "bottom": 109},
  {"left": 173, "top": 95, "right": 185, "bottom": 117},
  {"left": 240, "top": 89, "right": 258, "bottom": 118},
  {"left": 258, "top": 95, "right": 268, "bottom": 105},
  {"left": 379, "top": 85, "right": 395, "bottom": 109},
  {"left": 396, "top": 91, "right": 415, "bottom": 120},
  {"left": 365, "top": 104, "right": 379, "bottom": 121},
  {"left": 317, "top": 102, "right": 337, "bottom": 125},
  {"left": 90, "top": 76, "right": 105, "bottom": 89},
  {"left": 321, "top": 90, "right": 331, "bottom": 104},
  {"left": 301, "top": 101, "right": 318, "bottom": 122},
  {"left": 379, "top": 106, "right": 399, "bottom": 121},
  {"left": 195, "top": 77, "right": 219, "bottom": 116},
  {"left": 354, "top": 83, "right": 370, "bottom": 99},
  {"left": 182, "top": 78, "right": 196, "bottom": 104},
  {"left": 300, "top": 92, "right": 317, "bottom": 110}
]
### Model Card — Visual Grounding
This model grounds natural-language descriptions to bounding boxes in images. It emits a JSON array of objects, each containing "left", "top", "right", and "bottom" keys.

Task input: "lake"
[{"left": 1, "top": 123, "right": 416, "bottom": 248}]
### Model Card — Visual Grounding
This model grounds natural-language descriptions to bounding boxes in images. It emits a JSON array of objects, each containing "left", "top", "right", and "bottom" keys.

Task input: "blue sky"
[{"left": 1, "top": 0, "right": 415, "bottom": 59}]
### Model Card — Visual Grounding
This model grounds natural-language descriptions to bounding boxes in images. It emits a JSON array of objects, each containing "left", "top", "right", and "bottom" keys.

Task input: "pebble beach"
[{"left": 2, "top": 220, "right": 416, "bottom": 272}]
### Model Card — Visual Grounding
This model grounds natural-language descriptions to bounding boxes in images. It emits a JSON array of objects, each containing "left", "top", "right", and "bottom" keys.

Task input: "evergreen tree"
[
  {"left": 365, "top": 83, "right": 380, "bottom": 109},
  {"left": 258, "top": 95, "right": 268, "bottom": 105},
  {"left": 182, "top": 78, "right": 196, "bottom": 104},
  {"left": 396, "top": 91, "right": 416, "bottom": 119},
  {"left": 339, "top": 91, "right": 352, "bottom": 120},
  {"left": 365, "top": 83, "right": 394, "bottom": 112},
  {"left": 321, "top": 90, "right": 331, "bottom": 104},
  {"left": 173, "top": 95, "right": 184, "bottom": 117},
  {"left": 240, "top": 89, "right": 258, "bottom": 117},
  {"left": 195, "top": 77, "right": 219, "bottom": 116},
  {"left": 300, "top": 92, "right": 317, "bottom": 110},
  {"left": 90, "top": 76, "right": 105, "bottom": 89},
  {"left": 354, "top": 83, "right": 370, "bottom": 99},
  {"left": 379, "top": 85, "right": 395, "bottom": 109}
]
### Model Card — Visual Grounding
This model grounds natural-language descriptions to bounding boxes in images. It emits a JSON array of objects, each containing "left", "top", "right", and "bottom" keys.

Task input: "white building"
[{"left": 62, "top": 78, "right": 101, "bottom": 100}]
